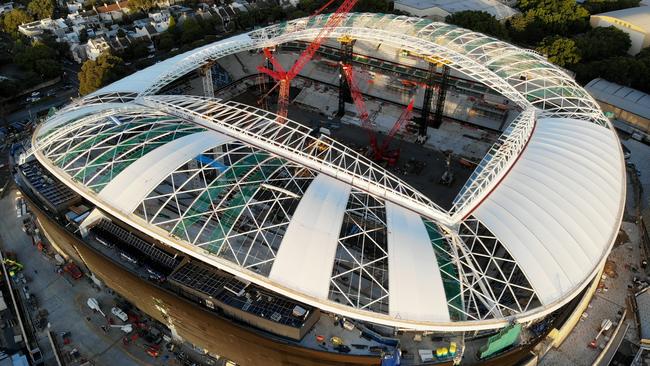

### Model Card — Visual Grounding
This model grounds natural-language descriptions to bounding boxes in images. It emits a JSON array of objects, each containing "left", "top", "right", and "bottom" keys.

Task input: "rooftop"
[
  {"left": 591, "top": 5, "right": 650, "bottom": 33},
  {"left": 394, "top": 0, "right": 518, "bottom": 19},
  {"left": 96, "top": 0, "right": 129, "bottom": 13},
  {"left": 27, "top": 13, "right": 625, "bottom": 331},
  {"left": 585, "top": 78, "right": 650, "bottom": 120}
]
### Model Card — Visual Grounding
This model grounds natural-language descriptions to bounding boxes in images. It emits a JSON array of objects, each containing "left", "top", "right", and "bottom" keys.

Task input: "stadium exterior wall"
[{"left": 27, "top": 194, "right": 380, "bottom": 366}]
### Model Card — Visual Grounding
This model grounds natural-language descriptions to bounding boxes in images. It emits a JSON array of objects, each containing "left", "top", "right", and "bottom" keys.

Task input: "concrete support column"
[{"left": 337, "top": 36, "right": 355, "bottom": 117}]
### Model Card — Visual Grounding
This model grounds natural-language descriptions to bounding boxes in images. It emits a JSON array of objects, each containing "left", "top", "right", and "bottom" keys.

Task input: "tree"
[
  {"left": 84, "top": 0, "right": 96, "bottom": 10},
  {"left": 582, "top": 0, "right": 640, "bottom": 14},
  {"left": 14, "top": 43, "right": 62, "bottom": 79},
  {"left": 128, "top": 0, "right": 157, "bottom": 11},
  {"left": 78, "top": 52, "right": 129, "bottom": 95},
  {"left": 446, "top": 11, "right": 509, "bottom": 39},
  {"left": 574, "top": 26, "right": 631, "bottom": 62},
  {"left": 157, "top": 31, "right": 175, "bottom": 51},
  {"left": 574, "top": 56, "right": 648, "bottom": 90},
  {"left": 508, "top": 0, "right": 590, "bottom": 44},
  {"left": 39, "top": 33, "right": 68, "bottom": 56},
  {"left": 297, "top": 0, "right": 318, "bottom": 13},
  {"left": 33, "top": 59, "right": 61, "bottom": 78},
  {"left": 356, "top": 0, "right": 388, "bottom": 12},
  {"left": 0, "top": 79, "right": 18, "bottom": 98},
  {"left": 536, "top": 36, "right": 581, "bottom": 67},
  {"left": 236, "top": 10, "right": 255, "bottom": 30},
  {"left": 121, "top": 39, "right": 149, "bottom": 60},
  {"left": 288, "top": 8, "right": 308, "bottom": 20},
  {"left": 168, "top": 15, "right": 176, "bottom": 31},
  {"left": 79, "top": 28, "right": 89, "bottom": 43},
  {"left": 180, "top": 18, "right": 203, "bottom": 44},
  {"left": 2, "top": 9, "right": 33, "bottom": 38},
  {"left": 14, "top": 43, "right": 56, "bottom": 68},
  {"left": 27, "top": 0, "right": 54, "bottom": 20}
]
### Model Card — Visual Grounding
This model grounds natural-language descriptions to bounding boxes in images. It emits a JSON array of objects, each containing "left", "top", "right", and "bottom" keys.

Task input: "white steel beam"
[{"left": 137, "top": 95, "right": 453, "bottom": 225}]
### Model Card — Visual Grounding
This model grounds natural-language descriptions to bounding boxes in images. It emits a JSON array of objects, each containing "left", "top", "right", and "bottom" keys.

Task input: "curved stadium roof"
[{"left": 28, "top": 13, "right": 625, "bottom": 331}]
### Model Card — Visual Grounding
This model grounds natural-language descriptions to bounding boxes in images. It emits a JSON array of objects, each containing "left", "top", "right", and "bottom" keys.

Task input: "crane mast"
[{"left": 257, "top": 0, "right": 359, "bottom": 120}]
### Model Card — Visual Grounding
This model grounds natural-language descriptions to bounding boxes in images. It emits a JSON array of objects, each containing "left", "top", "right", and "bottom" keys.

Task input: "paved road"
[
  {"left": 4, "top": 62, "right": 80, "bottom": 125},
  {"left": 5, "top": 89, "right": 78, "bottom": 125},
  {"left": 540, "top": 219, "right": 644, "bottom": 366},
  {"left": 0, "top": 186, "right": 147, "bottom": 366}
]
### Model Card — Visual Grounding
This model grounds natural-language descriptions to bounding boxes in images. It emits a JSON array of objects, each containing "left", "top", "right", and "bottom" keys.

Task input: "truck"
[{"left": 63, "top": 262, "right": 83, "bottom": 280}]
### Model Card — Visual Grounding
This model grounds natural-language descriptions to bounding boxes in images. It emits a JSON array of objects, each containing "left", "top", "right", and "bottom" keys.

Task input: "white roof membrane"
[
  {"left": 27, "top": 13, "right": 627, "bottom": 329},
  {"left": 386, "top": 202, "right": 450, "bottom": 322},
  {"left": 472, "top": 117, "right": 624, "bottom": 305},
  {"left": 98, "top": 131, "right": 233, "bottom": 214},
  {"left": 269, "top": 174, "right": 351, "bottom": 300}
]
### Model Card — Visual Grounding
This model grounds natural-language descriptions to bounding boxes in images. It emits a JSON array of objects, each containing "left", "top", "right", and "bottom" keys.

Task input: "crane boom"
[
  {"left": 341, "top": 64, "right": 376, "bottom": 147},
  {"left": 257, "top": 0, "right": 359, "bottom": 119},
  {"left": 379, "top": 98, "right": 414, "bottom": 153},
  {"left": 286, "top": 0, "right": 357, "bottom": 81},
  {"left": 342, "top": 64, "right": 414, "bottom": 164},
  {"left": 263, "top": 48, "right": 286, "bottom": 73}
]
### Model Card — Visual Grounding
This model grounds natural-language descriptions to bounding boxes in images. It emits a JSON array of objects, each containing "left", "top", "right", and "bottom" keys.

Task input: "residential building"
[
  {"left": 169, "top": 5, "right": 193, "bottom": 22},
  {"left": 148, "top": 9, "right": 170, "bottom": 23},
  {"left": 134, "top": 24, "right": 160, "bottom": 39},
  {"left": 66, "top": 0, "right": 83, "bottom": 13},
  {"left": 0, "top": 2, "right": 14, "bottom": 16},
  {"left": 18, "top": 18, "right": 71, "bottom": 39},
  {"left": 86, "top": 36, "right": 111, "bottom": 60},
  {"left": 70, "top": 43, "right": 88, "bottom": 63},
  {"left": 95, "top": 0, "right": 130, "bottom": 22},
  {"left": 590, "top": 6, "right": 650, "bottom": 55}
]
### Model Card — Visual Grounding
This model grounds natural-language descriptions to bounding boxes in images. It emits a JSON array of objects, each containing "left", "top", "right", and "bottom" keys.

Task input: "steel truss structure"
[
  {"left": 138, "top": 95, "right": 451, "bottom": 224},
  {"left": 25, "top": 13, "right": 625, "bottom": 331}
]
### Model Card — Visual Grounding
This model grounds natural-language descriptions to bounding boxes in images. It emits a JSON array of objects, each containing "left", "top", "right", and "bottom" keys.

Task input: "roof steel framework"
[{"left": 25, "top": 13, "right": 625, "bottom": 331}]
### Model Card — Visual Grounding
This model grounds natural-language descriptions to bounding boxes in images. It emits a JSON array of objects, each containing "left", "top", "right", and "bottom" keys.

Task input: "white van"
[{"left": 111, "top": 307, "right": 128, "bottom": 322}]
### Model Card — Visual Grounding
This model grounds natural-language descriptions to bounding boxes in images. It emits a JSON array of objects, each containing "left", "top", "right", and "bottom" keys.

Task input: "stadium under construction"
[{"left": 13, "top": 12, "right": 625, "bottom": 366}]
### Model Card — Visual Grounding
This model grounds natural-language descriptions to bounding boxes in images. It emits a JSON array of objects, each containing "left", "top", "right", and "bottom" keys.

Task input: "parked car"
[
  {"left": 111, "top": 307, "right": 129, "bottom": 322},
  {"left": 63, "top": 262, "right": 83, "bottom": 279}
]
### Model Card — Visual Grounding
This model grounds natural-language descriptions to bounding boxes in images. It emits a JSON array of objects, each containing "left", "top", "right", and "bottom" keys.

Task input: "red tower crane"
[
  {"left": 257, "top": 0, "right": 359, "bottom": 121},
  {"left": 341, "top": 64, "right": 414, "bottom": 164},
  {"left": 378, "top": 98, "right": 415, "bottom": 160}
]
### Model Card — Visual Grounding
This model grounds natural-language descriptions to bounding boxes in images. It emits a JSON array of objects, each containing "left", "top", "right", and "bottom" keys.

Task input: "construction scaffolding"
[
  {"left": 419, "top": 56, "right": 451, "bottom": 138},
  {"left": 199, "top": 64, "right": 215, "bottom": 98}
]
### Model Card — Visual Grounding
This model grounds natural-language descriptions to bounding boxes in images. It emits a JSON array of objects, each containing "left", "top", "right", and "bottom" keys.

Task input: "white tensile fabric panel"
[
  {"left": 385, "top": 202, "right": 450, "bottom": 322},
  {"left": 269, "top": 175, "right": 351, "bottom": 300},
  {"left": 93, "top": 34, "right": 252, "bottom": 95},
  {"left": 472, "top": 117, "right": 623, "bottom": 305},
  {"left": 98, "top": 131, "right": 232, "bottom": 214}
]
